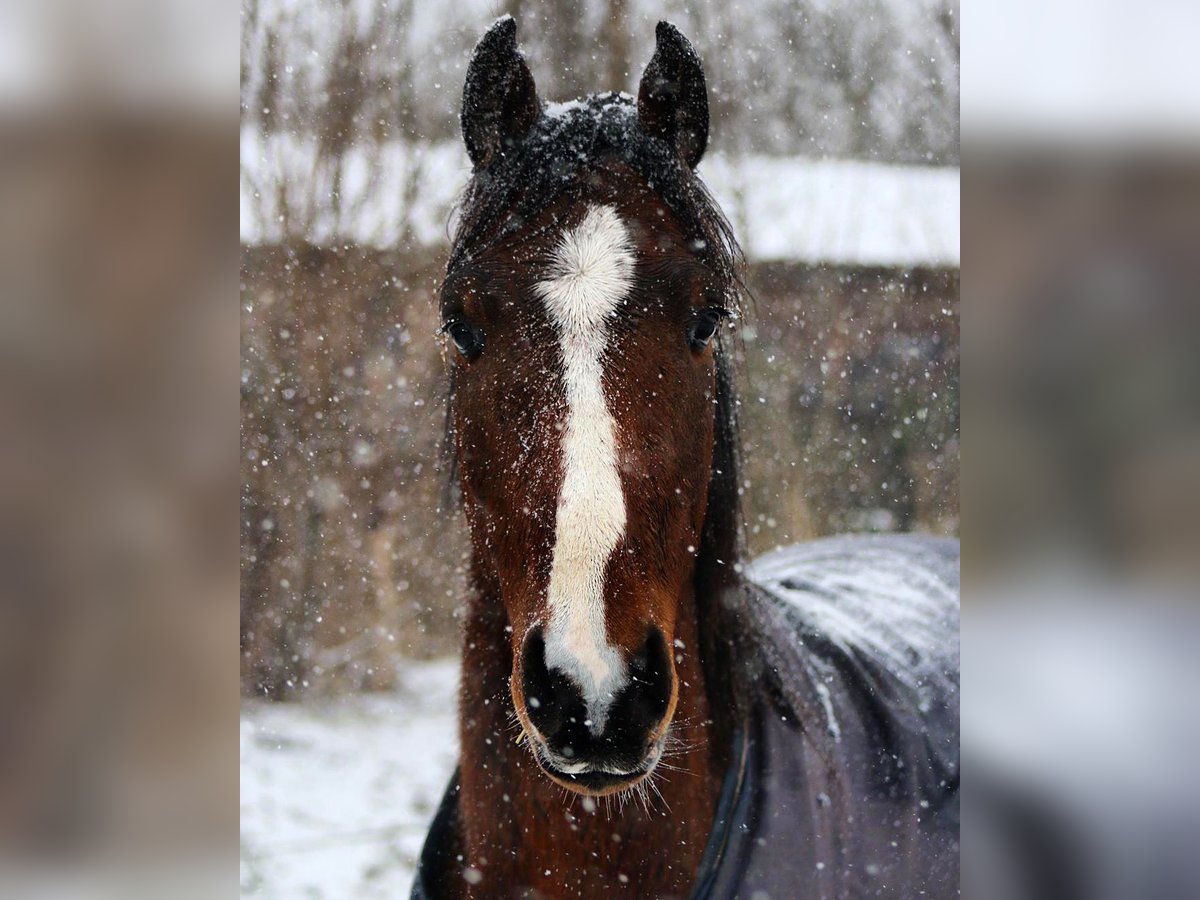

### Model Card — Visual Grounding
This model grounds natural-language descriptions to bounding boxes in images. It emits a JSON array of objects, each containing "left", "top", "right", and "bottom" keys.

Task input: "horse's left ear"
[{"left": 637, "top": 21, "right": 709, "bottom": 169}]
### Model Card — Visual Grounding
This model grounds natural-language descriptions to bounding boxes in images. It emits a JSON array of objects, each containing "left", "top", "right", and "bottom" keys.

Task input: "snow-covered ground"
[{"left": 240, "top": 659, "right": 459, "bottom": 899}]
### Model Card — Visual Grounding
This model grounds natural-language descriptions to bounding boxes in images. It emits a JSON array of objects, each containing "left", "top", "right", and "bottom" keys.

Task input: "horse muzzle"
[
  {"left": 533, "top": 733, "right": 667, "bottom": 794},
  {"left": 518, "top": 626, "right": 676, "bottom": 795}
]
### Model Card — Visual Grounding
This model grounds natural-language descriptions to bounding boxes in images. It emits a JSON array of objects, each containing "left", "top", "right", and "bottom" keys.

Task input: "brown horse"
[{"left": 413, "top": 18, "right": 959, "bottom": 900}]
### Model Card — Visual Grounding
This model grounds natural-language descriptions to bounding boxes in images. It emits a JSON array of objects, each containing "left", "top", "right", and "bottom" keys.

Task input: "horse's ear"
[
  {"left": 461, "top": 16, "right": 540, "bottom": 170},
  {"left": 637, "top": 21, "right": 709, "bottom": 169}
]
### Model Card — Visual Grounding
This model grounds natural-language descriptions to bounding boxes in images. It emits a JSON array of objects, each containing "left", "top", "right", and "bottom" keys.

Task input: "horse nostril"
[
  {"left": 520, "top": 627, "right": 552, "bottom": 728},
  {"left": 629, "top": 627, "right": 673, "bottom": 723},
  {"left": 519, "top": 626, "right": 582, "bottom": 741}
]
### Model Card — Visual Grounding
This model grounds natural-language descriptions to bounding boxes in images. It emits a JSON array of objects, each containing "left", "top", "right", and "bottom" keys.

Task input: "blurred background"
[
  {"left": 238, "top": 0, "right": 961, "bottom": 701},
  {"left": 963, "top": 1, "right": 1200, "bottom": 898},
  {"left": 1, "top": 0, "right": 236, "bottom": 892},
  {"left": 8, "top": 0, "right": 1197, "bottom": 896}
]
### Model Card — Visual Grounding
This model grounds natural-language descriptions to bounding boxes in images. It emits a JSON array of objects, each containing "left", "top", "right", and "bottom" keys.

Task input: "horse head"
[{"left": 443, "top": 17, "right": 740, "bottom": 796}]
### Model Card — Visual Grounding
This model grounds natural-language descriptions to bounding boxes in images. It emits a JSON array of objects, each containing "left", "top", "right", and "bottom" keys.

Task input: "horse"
[{"left": 412, "top": 17, "right": 959, "bottom": 899}]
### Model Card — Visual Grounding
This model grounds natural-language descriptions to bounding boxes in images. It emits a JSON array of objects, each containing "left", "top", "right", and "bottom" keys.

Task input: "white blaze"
[{"left": 534, "top": 204, "right": 634, "bottom": 733}]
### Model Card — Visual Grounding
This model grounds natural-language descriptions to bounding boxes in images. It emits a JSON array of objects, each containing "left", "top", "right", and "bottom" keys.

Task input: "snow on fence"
[{"left": 240, "top": 135, "right": 959, "bottom": 268}]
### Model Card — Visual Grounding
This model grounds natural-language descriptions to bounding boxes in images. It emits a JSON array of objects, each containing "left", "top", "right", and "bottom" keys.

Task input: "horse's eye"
[
  {"left": 687, "top": 308, "right": 727, "bottom": 351},
  {"left": 444, "top": 320, "right": 484, "bottom": 360}
]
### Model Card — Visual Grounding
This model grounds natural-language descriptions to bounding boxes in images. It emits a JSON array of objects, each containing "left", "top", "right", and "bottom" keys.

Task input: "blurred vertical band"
[
  {"left": 964, "top": 0, "right": 1200, "bottom": 897},
  {"left": 0, "top": 0, "right": 237, "bottom": 891}
]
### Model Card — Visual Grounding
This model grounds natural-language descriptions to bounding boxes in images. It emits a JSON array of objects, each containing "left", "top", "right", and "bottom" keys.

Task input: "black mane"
[{"left": 448, "top": 93, "right": 743, "bottom": 290}]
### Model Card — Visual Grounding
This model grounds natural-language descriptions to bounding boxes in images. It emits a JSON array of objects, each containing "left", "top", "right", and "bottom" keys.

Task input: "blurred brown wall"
[{"left": 1, "top": 114, "right": 237, "bottom": 861}]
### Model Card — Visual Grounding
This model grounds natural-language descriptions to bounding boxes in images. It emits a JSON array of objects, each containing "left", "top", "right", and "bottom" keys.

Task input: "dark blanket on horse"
[{"left": 412, "top": 534, "right": 960, "bottom": 898}]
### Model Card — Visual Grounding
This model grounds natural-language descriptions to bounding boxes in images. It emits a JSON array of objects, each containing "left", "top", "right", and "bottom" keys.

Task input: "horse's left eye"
[{"left": 687, "top": 308, "right": 727, "bottom": 351}]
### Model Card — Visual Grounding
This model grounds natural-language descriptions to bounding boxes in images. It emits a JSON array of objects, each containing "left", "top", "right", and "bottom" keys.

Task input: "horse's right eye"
[{"left": 443, "top": 320, "right": 484, "bottom": 360}]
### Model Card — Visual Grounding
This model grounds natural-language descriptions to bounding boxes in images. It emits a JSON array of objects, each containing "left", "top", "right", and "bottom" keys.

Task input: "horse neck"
[{"left": 455, "top": 561, "right": 723, "bottom": 898}]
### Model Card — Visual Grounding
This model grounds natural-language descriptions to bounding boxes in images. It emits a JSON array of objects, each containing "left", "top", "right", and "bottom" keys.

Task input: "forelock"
[{"left": 447, "top": 93, "right": 744, "bottom": 313}]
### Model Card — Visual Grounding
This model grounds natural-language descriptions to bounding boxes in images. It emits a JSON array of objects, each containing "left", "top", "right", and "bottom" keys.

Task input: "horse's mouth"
[
  {"left": 532, "top": 737, "right": 664, "bottom": 796},
  {"left": 538, "top": 762, "right": 648, "bottom": 794}
]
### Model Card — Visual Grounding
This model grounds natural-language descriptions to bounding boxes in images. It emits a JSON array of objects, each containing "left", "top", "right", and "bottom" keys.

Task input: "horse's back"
[
  {"left": 697, "top": 534, "right": 959, "bottom": 898},
  {"left": 750, "top": 532, "right": 959, "bottom": 610},
  {"left": 748, "top": 532, "right": 959, "bottom": 738}
]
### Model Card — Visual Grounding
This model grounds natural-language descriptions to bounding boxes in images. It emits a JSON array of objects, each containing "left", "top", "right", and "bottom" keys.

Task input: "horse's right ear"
[{"left": 461, "top": 16, "right": 540, "bottom": 170}]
